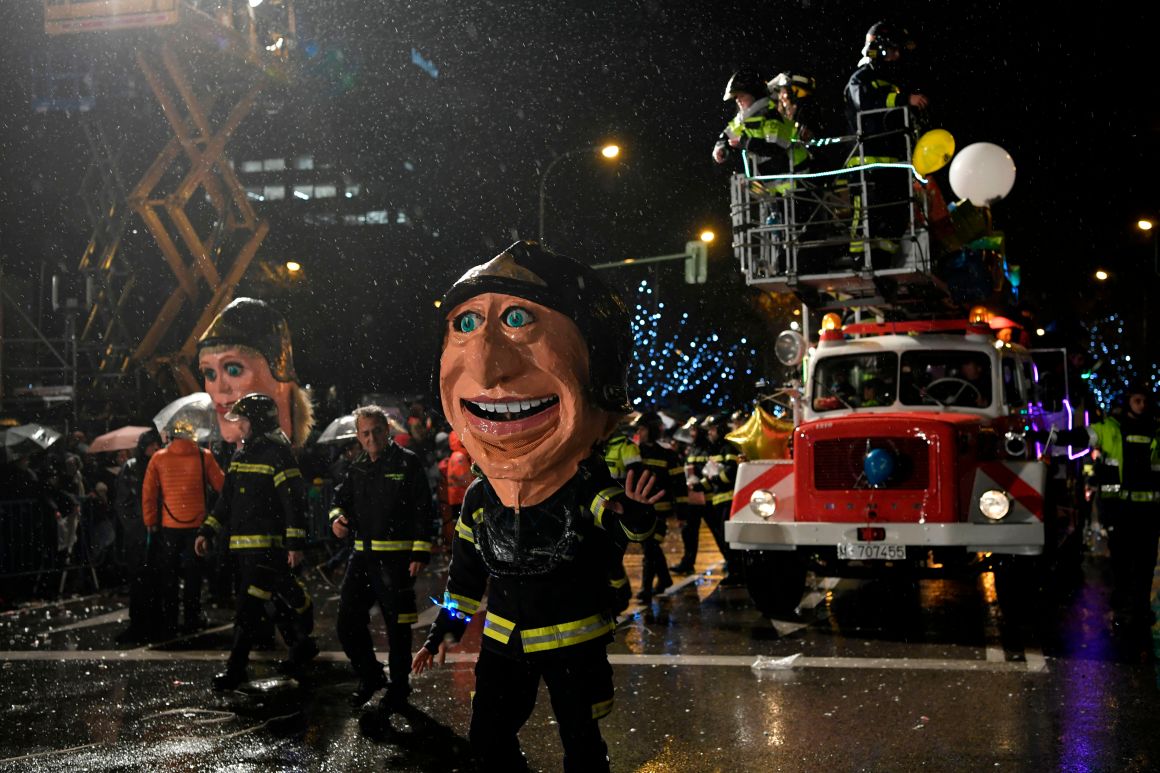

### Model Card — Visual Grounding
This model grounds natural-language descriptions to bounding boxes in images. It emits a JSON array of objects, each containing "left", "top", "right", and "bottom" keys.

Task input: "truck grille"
[{"left": 813, "top": 437, "right": 930, "bottom": 490}]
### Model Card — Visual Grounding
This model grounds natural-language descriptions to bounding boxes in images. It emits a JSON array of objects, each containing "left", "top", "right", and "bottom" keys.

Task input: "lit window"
[
  {"left": 396, "top": 210, "right": 409, "bottom": 224},
  {"left": 366, "top": 210, "right": 389, "bottom": 225},
  {"left": 345, "top": 183, "right": 361, "bottom": 198},
  {"left": 263, "top": 185, "right": 285, "bottom": 200},
  {"left": 245, "top": 186, "right": 264, "bottom": 201},
  {"left": 241, "top": 160, "right": 262, "bottom": 173},
  {"left": 262, "top": 158, "right": 286, "bottom": 171},
  {"left": 343, "top": 214, "right": 366, "bottom": 226},
  {"left": 314, "top": 184, "right": 337, "bottom": 199},
  {"left": 294, "top": 155, "right": 314, "bottom": 170},
  {"left": 292, "top": 185, "right": 312, "bottom": 200}
]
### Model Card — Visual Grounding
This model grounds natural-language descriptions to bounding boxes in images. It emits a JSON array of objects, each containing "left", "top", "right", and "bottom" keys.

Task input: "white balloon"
[{"left": 948, "top": 142, "right": 1016, "bottom": 207}]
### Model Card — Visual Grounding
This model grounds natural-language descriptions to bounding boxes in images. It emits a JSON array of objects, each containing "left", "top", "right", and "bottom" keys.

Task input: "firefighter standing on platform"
[
  {"left": 195, "top": 393, "right": 318, "bottom": 690},
  {"left": 713, "top": 69, "right": 810, "bottom": 182},
  {"left": 1087, "top": 384, "right": 1160, "bottom": 632},
  {"left": 843, "top": 21, "right": 929, "bottom": 264},
  {"left": 633, "top": 411, "right": 686, "bottom": 601},
  {"left": 691, "top": 414, "right": 743, "bottom": 584},
  {"left": 330, "top": 405, "right": 435, "bottom": 709},
  {"left": 412, "top": 240, "right": 661, "bottom": 772}
]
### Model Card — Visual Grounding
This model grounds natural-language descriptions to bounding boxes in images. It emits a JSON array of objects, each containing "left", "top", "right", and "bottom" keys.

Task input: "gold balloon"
[
  {"left": 726, "top": 405, "right": 793, "bottom": 460},
  {"left": 913, "top": 129, "right": 956, "bottom": 176}
]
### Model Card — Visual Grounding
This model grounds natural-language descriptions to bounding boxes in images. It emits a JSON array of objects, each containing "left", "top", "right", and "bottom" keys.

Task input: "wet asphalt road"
[{"left": 2, "top": 527, "right": 1160, "bottom": 772}]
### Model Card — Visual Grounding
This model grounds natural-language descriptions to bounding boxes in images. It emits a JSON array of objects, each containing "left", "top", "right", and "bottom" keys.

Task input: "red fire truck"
[{"left": 722, "top": 107, "right": 1087, "bottom": 618}]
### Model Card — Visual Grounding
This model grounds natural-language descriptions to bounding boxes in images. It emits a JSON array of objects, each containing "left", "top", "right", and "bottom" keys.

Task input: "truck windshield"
[
  {"left": 899, "top": 351, "right": 993, "bottom": 408},
  {"left": 812, "top": 353, "right": 898, "bottom": 412}
]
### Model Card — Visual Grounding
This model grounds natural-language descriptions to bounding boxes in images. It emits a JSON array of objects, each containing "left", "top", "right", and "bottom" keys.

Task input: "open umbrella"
[
  {"left": 88, "top": 425, "right": 154, "bottom": 454},
  {"left": 2, "top": 423, "right": 63, "bottom": 461},
  {"left": 153, "top": 392, "right": 220, "bottom": 443},
  {"left": 316, "top": 414, "right": 357, "bottom": 445}
]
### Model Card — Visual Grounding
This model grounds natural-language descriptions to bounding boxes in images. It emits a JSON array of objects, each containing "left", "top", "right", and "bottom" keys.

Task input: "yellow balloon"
[
  {"left": 726, "top": 405, "right": 793, "bottom": 460},
  {"left": 913, "top": 129, "right": 956, "bottom": 176}
]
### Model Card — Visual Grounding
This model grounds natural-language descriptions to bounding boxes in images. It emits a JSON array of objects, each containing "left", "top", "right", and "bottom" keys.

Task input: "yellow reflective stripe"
[
  {"left": 411, "top": 540, "right": 432, "bottom": 552},
  {"left": 654, "top": 502, "right": 673, "bottom": 512},
  {"left": 620, "top": 518, "right": 655, "bottom": 542},
  {"left": 608, "top": 576, "right": 627, "bottom": 589},
  {"left": 471, "top": 507, "right": 484, "bottom": 523},
  {"left": 384, "top": 473, "right": 406, "bottom": 480},
  {"left": 1127, "top": 491, "right": 1160, "bottom": 502},
  {"left": 711, "top": 491, "right": 734, "bottom": 505},
  {"left": 456, "top": 519, "right": 476, "bottom": 543},
  {"left": 668, "top": 466, "right": 684, "bottom": 476},
  {"left": 354, "top": 540, "right": 414, "bottom": 552},
  {"left": 285, "top": 528, "right": 306, "bottom": 539},
  {"left": 592, "top": 698, "right": 614, "bottom": 720},
  {"left": 675, "top": 496, "right": 689, "bottom": 505},
  {"left": 204, "top": 515, "right": 222, "bottom": 532},
  {"left": 886, "top": 93, "right": 899, "bottom": 107},
  {"left": 483, "top": 611, "right": 516, "bottom": 644},
  {"left": 247, "top": 585, "right": 272, "bottom": 600},
  {"left": 328, "top": 507, "right": 345, "bottom": 522},
  {"left": 520, "top": 614, "right": 614, "bottom": 653},
  {"left": 274, "top": 468, "right": 301, "bottom": 487},
  {"left": 1125, "top": 435, "right": 1153, "bottom": 444},
  {"left": 643, "top": 457, "right": 668, "bottom": 469},
  {"left": 446, "top": 592, "right": 481, "bottom": 615},
  {"left": 230, "top": 535, "right": 283, "bottom": 549},
  {"left": 652, "top": 531, "right": 666, "bottom": 543},
  {"left": 230, "top": 462, "right": 275, "bottom": 475},
  {"left": 397, "top": 612, "right": 419, "bottom": 624},
  {"left": 590, "top": 487, "right": 623, "bottom": 528}
]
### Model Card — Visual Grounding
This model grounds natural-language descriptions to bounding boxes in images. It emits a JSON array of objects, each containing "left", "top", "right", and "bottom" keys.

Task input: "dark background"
[{"left": 2, "top": 0, "right": 1157, "bottom": 417}]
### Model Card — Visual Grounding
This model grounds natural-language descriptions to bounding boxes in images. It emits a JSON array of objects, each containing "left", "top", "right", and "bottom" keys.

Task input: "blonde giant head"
[{"left": 197, "top": 298, "right": 313, "bottom": 446}]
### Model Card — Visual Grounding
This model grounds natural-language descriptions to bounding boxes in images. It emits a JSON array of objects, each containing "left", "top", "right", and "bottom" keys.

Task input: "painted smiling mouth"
[{"left": 462, "top": 396, "right": 560, "bottom": 422}]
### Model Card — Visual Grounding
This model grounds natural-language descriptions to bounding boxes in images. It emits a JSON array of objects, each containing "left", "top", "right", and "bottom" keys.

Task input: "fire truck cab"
[{"left": 725, "top": 318, "right": 1086, "bottom": 618}]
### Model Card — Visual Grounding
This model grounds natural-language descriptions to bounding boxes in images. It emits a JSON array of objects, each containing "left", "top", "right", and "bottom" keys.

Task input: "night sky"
[{"left": 1, "top": 1, "right": 1157, "bottom": 417}]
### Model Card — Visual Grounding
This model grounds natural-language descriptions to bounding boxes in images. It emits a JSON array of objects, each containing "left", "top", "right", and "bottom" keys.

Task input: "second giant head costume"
[
  {"left": 197, "top": 297, "right": 314, "bottom": 446},
  {"left": 438, "top": 241, "right": 632, "bottom": 508}
]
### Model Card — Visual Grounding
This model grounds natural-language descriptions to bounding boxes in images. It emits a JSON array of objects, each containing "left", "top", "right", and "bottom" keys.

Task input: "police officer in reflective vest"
[
  {"left": 195, "top": 393, "right": 318, "bottom": 689},
  {"left": 1087, "top": 384, "right": 1160, "bottom": 631},
  {"left": 330, "top": 405, "right": 435, "bottom": 709}
]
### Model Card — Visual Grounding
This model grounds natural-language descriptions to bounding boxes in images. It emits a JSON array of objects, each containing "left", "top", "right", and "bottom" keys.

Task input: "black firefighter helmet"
[
  {"left": 700, "top": 414, "right": 730, "bottom": 432},
  {"left": 861, "top": 21, "right": 916, "bottom": 61},
  {"left": 722, "top": 68, "right": 767, "bottom": 102},
  {"left": 225, "top": 392, "right": 281, "bottom": 435},
  {"left": 631, "top": 410, "right": 665, "bottom": 439},
  {"left": 435, "top": 240, "right": 633, "bottom": 413}
]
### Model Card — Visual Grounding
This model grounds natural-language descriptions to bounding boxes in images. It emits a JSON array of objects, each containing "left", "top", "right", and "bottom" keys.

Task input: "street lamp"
[
  {"left": 537, "top": 143, "right": 621, "bottom": 244},
  {"left": 1137, "top": 218, "right": 1158, "bottom": 275}
]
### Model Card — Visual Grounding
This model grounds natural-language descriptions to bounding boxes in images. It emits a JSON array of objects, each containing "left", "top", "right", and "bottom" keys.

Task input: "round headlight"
[
  {"left": 749, "top": 489, "right": 777, "bottom": 519},
  {"left": 978, "top": 489, "right": 1010, "bottom": 520}
]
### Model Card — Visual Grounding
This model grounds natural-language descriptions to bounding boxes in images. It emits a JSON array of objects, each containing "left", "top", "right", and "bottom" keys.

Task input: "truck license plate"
[{"left": 837, "top": 543, "right": 906, "bottom": 560}]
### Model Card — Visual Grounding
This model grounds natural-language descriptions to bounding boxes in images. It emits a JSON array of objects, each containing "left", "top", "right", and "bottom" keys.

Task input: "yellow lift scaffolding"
[{"left": 44, "top": 0, "right": 295, "bottom": 393}]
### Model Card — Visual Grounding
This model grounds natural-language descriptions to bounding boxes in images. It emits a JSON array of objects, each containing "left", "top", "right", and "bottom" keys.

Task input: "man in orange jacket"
[{"left": 143, "top": 419, "right": 225, "bottom": 635}]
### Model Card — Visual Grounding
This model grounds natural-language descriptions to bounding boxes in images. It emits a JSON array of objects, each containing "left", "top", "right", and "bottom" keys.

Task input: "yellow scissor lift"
[
  {"left": 44, "top": 0, "right": 295, "bottom": 394},
  {"left": 731, "top": 106, "right": 958, "bottom": 316}
]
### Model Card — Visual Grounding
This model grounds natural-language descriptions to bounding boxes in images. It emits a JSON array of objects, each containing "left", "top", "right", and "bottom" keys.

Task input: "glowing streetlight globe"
[{"left": 601, "top": 144, "right": 620, "bottom": 159}]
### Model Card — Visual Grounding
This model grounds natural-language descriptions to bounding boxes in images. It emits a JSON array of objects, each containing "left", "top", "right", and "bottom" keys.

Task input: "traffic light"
[{"left": 684, "top": 240, "right": 707, "bottom": 284}]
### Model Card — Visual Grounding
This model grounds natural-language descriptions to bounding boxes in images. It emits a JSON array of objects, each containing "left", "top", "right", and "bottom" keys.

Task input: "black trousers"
[
  {"left": 703, "top": 501, "right": 740, "bottom": 573},
  {"left": 1104, "top": 498, "right": 1160, "bottom": 623},
  {"left": 678, "top": 505, "right": 707, "bottom": 566},
  {"left": 336, "top": 551, "right": 417, "bottom": 686},
  {"left": 640, "top": 518, "right": 671, "bottom": 596},
  {"left": 469, "top": 646, "right": 613, "bottom": 773},
  {"left": 159, "top": 528, "right": 202, "bottom": 630},
  {"left": 226, "top": 550, "right": 314, "bottom": 673}
]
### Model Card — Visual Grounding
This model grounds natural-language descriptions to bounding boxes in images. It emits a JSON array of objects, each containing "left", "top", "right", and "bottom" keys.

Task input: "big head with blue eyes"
[
  {"left": 198, "top": 344, "right": 292, "bottom": 444},
  {"left": 440, "top": 291, "right": 620, "bottom": 508}
]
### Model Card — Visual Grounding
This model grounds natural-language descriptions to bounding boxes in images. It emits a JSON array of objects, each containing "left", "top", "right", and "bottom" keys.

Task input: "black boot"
[
  {"left": 349, "top": 670, "right": 388, "bottom": 707},
  {"left": 213, "top": 668, "right": 248, "bottom": 691}
]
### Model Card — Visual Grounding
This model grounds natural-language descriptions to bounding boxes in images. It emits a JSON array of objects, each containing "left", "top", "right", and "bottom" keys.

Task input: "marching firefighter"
[
  {"left": 690, "top": 414, "right": 744, "bottom": 584},
  {"left": 412, "top": 240, "right": 661, "bottom": 772},
  {"left": 1087, "top": 384, "right": 1160, "bottom": 632},
  {"left": 330, "top": 405, "right": 435, "bottom": 710},
  {"left": 195, "top": 393, "right": 318, "bottom": 690},
  {"left": 632, "top": 411, "right": 687, "bottom": 601}
]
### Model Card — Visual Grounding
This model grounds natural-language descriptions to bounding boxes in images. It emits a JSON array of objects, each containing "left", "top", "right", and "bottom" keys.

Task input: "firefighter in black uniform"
[
  {"left": 691, "top": 414, "right": 743, "bottom": 584},
  {"left": 330, "top": 404, "right": 435, "bottom": 708},
  {"left": 195, "top": 393, "right": 318, "bottom": 690},
  {"left": 412, "top": 240, "right": 662, "bottom": 772},
  {"left": 843, "top": 21, "right": 929, "bottom": 266},
  {"left": 633, "top": 411, "right": 687, "bottom": 601}
]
